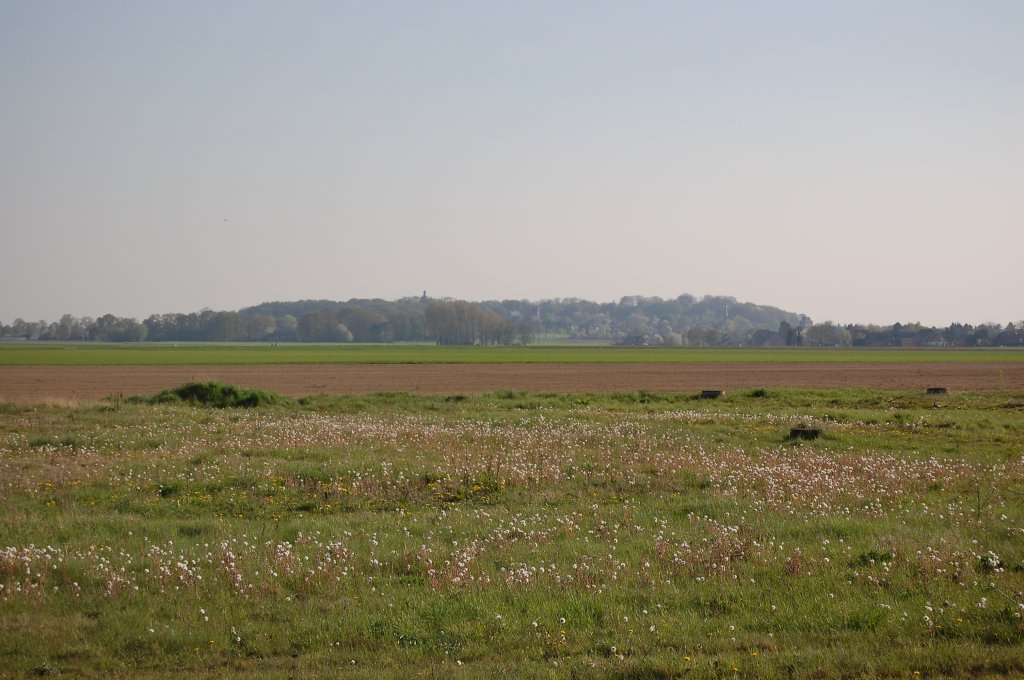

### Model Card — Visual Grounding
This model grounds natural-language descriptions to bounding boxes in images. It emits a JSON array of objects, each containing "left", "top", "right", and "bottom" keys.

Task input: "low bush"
[{"left": 139, "top": 381, "right": 289, "bottom": 408}]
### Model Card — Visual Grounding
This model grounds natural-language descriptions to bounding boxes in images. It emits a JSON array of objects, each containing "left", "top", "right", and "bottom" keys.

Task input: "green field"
[
  {"left": 2, "top": 342, "right": 1023, "bottom": 365},
  {"left": 2, "top": 386, "right": 1023, "bottom": 678}
]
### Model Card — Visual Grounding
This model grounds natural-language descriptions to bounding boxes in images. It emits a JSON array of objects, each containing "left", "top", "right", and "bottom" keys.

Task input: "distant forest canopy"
[{"left": 2, "top": 293, "right": 1022, "bottom": 347}]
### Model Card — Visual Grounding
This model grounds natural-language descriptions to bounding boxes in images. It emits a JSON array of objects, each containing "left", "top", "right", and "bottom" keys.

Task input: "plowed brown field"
[{"left": 2, "top": 363, "right": 1023, "bottom": 402}]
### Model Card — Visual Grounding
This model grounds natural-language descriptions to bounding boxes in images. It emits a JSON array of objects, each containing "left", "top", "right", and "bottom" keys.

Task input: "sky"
[{"left": 1, "top": 1, "right": 1021, "bottom": 328}]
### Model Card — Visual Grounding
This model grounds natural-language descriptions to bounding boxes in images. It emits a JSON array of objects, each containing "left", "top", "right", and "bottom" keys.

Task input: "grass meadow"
[
  {"left": 1, "top": 387, "right": 1023, "bottom": 678},
  {"left": 2, "top": 342, "right": 1024, "bottom": 366}
]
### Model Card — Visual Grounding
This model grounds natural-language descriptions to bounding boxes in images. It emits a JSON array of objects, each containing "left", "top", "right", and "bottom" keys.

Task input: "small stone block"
[
  {"left": 700, "top": 390, "right": 724, "bottom": 399},
  {"left": 926, "top": 387, "right": 948, "bottom": 395},
  {"left": 789, "top": 427, "right": 821, "bottom": 440}
]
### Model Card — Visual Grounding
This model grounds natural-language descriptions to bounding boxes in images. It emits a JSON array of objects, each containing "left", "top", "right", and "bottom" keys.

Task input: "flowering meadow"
[{"left": 1, "top": 388, "right": 1022, "bottom": 678}]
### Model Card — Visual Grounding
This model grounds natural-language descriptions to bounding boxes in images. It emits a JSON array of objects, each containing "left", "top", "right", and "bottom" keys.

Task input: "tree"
[
  {"left": 298, "top": 309, "right": 350, "bottom": 342},
  {"left": 206, "top": 312, "right": 244, "bottom": 341},
  {"left": 516, "top": 321, "right": 533, "bottom": 346},
  {"left": 90, "top": 314, "right": 148, "bottom": 342},
  {"left": 424, "top": 300, "right": 514, "bottom": 345},
  {"left": 424, "top": 301, "right": 457, "bottom": 345},
  {"left": 804, "top": 322, "right": 851, "bottom": 347},
  {"left": 779, "top": 321, "right": 801, "bottom": 346},
  {"left": 298, "top": 311, "right": 325, "bottom": 342},
  {"left": 279, "top": 315, "right": 298, "bottom": 331},
  {"left": 686, "top": 326, "right": 721, "bottom": 347},
  {"left": 340, "top": 308, "right": 391, "bottom": 342},
  {"left": 246, "top": 314, "right": 277, "bottom": 340},
  {"left": 9, "top": 319, "right": 30, "bottom": 338}
]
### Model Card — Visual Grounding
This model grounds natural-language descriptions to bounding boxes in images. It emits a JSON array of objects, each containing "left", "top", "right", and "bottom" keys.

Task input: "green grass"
[
  {"left": 2, "top": 342, "right": 1023, "bottom": 365},
  {"left": 1, "top": 387, "right": 1023, "bottom": 678}
]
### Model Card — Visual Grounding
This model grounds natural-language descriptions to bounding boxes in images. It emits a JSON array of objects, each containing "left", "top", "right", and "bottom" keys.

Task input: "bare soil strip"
[{"left": 2, "top": 363, "right": 1023, "bottom": 402}]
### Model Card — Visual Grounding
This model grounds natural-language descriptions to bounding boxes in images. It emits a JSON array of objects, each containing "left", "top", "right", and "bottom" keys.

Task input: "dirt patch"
[{"left": 1, "top": 363, "right": 1022, "bottom": 402}]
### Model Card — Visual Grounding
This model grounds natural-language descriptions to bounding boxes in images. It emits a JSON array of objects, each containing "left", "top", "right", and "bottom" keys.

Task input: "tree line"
[
  {"left": 424, "top": 301, "right": 533, "bottom": 345},
  {"left": 2, "top": 294, "right": 1021, "bottom": 347},
  {"left": 795, "top": 320, "right": 1024, "bottom": 348}
]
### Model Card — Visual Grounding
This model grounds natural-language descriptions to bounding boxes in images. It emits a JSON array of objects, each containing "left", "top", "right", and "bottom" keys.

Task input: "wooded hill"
[
  {"left": 3, "top": 294, "right": 806, "bottom": 345},
  {"left": 239, "top": 293, "right": 808, "bottom": 345},
  {"left": 6, "top": 295, "right": 1021, "bottom": 347}
]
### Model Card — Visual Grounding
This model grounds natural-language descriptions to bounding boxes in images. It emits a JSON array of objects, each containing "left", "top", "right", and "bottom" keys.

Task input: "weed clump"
[{"left": 142, "top": 381, "right": 289, "bottom": 408}]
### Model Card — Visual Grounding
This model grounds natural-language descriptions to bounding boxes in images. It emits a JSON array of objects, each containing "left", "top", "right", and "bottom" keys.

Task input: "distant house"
[
  {"left": 853, "top": 329, "right": 921, "bottom": 347},
  {"left": 265, "top": 328, "right": 300, "bottom": 343},
  {"left": 994, "top": 329, "right": 1024, "bottom": 347},
  {"left": 618, "top": 333, "right": 650, "bottom": 347}
]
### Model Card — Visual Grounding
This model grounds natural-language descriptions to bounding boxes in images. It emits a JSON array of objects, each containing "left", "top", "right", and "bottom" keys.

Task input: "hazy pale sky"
[{"left": 2, "top": 1, "right": 1021, "bottom": 327}]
